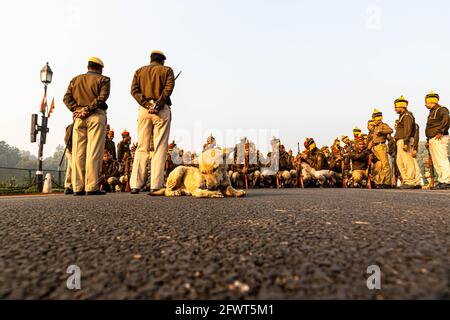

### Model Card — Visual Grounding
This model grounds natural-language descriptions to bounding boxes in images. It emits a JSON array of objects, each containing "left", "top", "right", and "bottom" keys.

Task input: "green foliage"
[
  {"left": 0, "top": 141, "right": 65, "bottom": 170},
  {"left": 0, "top": 141, "right": 20, "bottom": 167}
]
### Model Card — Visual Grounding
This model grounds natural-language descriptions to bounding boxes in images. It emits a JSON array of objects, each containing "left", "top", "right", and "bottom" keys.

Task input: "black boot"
[{"left": 86, "top": 190, "right": 106, "bottom": 196}]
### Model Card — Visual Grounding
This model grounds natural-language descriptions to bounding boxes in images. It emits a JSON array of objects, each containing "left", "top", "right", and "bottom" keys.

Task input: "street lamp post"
[{"left": 35, "top": 62, "right": 53, "bottom": 192}]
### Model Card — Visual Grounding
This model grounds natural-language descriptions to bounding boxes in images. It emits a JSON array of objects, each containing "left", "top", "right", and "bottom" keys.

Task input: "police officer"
[
  {"left": 129, "top": 50, "right": 175, "bottom": 194},
  {"left": 63, "top": 57, "right": 110, "bottom": 196},
  {"left": 393, "top": 96, "right": 421, "bottom": 189},
  {"left": 369, "top": 108, "right": 393, "bottom": 188},
  {"left": 425, "top": 91, "right": 450, "bottom": 189}
]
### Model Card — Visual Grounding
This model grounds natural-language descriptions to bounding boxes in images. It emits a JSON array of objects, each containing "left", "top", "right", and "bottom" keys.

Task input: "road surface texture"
[{"left": 0, "top": 189, "right": 448, "bottom": 300}]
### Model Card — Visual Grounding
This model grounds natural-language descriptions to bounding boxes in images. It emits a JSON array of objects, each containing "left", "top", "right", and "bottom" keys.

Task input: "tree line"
[{"left": 0, "top": 141, "right": 65, "bottom": 170}]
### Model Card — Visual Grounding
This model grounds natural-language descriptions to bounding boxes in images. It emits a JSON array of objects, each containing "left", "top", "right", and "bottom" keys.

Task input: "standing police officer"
[
  {"left": 129, "top": 50, "right": 175, "bottom": 194},
  {"left": 393, "top": 96, "right": 421, "bottom": 189},
  {"left": 369, "top": 108, "right": 393, "bottom": 188},
  {"left": 63, "top": 57, "right": 110, "bottom": 196},
  {"left": 425, "top": 91, "right": 450, "bottom": 189}
]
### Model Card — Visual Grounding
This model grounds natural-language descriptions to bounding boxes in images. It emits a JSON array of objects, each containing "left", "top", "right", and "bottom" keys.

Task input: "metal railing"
[{"left": 0, "top": 166, "right": 66, "bottom": 193}]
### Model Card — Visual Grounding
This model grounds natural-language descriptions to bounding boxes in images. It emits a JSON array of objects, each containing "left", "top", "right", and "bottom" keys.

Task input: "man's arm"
[
  {"left": 156, "top": 68, "right": 175, "bottom": 108},
  {"left": 403, "top": 114, "right": 414, "bottom": 145},
  {"left": 63, "top": 79, "right": 78, "bottom": 112},
  {"left": 88, "top": 77, "right": 111, "bottom": 112},
  {"left": 131, "top": 70, "right": 148, "bottom": 107},
  {"left": 112, "top": 161, "right": 120, "bottom": 177},
  {"left": 380, "top": 123, "right": 394, "bottom": 135},
  {"left": 436, "top": 107, "right": 449, "bottom": 135}
]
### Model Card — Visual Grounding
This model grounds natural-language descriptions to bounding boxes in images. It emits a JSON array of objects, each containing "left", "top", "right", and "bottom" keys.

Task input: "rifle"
[
  {"left": 58, "top": 122, "right": 74, "bottom": 171},
  {"left": 124, "top": 156, "right": 133, "bottom": 192},
  {"left": 175, "top": 71, "right": 182, "bottom": 81},
  {"left": 244, "top": 141, "right": 249, "bottom": 189},
  {"left": 297, "top": 143, "right": 304, "bottom": 188},
  {"left": 341, "top": 152, "right": 347, "bottom": 188},
  {"left": 427, "top": 147, "right": 435, "bottom": 189},
  {"left": 125, "top": 177, "right": 131, "bottom": 192},
  {"left": 367, "top": 151, "right": 372, "bottom": 189}
]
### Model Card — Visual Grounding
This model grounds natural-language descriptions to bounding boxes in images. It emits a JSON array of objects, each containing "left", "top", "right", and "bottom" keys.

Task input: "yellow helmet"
[
  {"left": 151, "top": 50, "right": 166, "bottom": 59},
  {"left": 425, "top": 91, "right": 439, "bottom": 104},
  {"left": 372, "top": 108, "right": 383, "bottom": 121},
  {"left": 88, "top": 57, "right": 104, "bottom": 67},
  {"left": 394, "top": 95, "right": 408, "bottom": 108}
]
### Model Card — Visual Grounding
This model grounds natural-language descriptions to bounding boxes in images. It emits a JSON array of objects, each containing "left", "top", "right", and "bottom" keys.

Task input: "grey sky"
[{"left": 0, "top": 0, "right": 449, "bottom": 156}]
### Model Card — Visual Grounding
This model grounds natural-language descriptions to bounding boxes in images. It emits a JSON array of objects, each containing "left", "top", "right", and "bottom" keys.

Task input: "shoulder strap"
[
  {"left": 432, "top": 106, "right": 443, "bottom": 119},
  {"left": 399, "top": 111, "right": 413, "bottom": 124}
]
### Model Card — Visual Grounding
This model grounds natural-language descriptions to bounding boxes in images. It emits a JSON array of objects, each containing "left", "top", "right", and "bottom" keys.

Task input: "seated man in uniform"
[
  {"left": 260, "top": 137, "right": 280, "bottom": 188},
  {"left": 349, "top": 136, "right": 371, "bottom": 188},
  {"left": 100, "top": 150, "right": 121, "bottom": 192},
  {"left": 328, "top": 146, "right": 344, "bottom": 187},
  {"left": 300, "top": 138, "right": 337, "bottom": 187},
  {"left": 119, "top": 144, "right": 136, "bottom": 192},
  {"left": 277, "top": 144, "right": 297, "bottom": 188}
]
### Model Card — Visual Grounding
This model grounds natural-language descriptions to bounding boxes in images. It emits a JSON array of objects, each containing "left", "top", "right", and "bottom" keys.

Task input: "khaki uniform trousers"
[
  {"left": 130, "top": 105, "right": 171, "bottom": 190},
  {"left": 396, "top": 140, "right": 421, "bottom": 186},
  {"left": 429, "top": 135, "right": 450, "bottom": 184},
  {"left": 372, "top": 144, "right": 391, "bottom": 185},
  {"left": 352, "top": 169, "right": 367, "bottom": 184},
  {"left": 71, "top": 109, "right": 107, "bottom": 192},
  {"left": 64, "top": 150, "right": 72, "bottom": 189}
]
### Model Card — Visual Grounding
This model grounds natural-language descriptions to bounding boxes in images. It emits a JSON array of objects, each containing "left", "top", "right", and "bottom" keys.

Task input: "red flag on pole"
[
  {"left": 40, "top": 92, "right": 47, "bottom": 113},
  {"left": 48, "top": 98, "right": 55, "bottom": 117}
]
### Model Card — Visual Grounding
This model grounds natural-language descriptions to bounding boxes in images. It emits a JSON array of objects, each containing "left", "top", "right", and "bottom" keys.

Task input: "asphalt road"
[{"left": 0, "top": 189, "right": 448, "bottom": 300}]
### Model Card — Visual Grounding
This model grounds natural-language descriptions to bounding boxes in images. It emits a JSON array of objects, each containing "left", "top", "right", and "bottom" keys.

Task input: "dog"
[{"left": 149, "top": 148, "right": 246, "bottom": 198}]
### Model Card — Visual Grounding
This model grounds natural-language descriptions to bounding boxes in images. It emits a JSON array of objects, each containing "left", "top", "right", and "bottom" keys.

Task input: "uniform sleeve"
[
  {"left": 63, "top": 79, "right": 78, "bottom": 111},
  {"left": 131, "top": 70, "right": 148, "bottom": 107},
  {"left": 380, "top": 123, "right": 394, "bottom": 135},
  {"left": 112, "top": 162, "right": 120, "bottom": 177},
  {"left": 436, "top": 107, "right": 450, "bottom": 134},
  {"left": 156, "top": 68, "right": 175, "bottom": 108},
  {"left": 413, "top": 134, "right": 419, "bottom": 151},
  {"left": 403, "top": 114, "right": 414, "bottom": 144}
]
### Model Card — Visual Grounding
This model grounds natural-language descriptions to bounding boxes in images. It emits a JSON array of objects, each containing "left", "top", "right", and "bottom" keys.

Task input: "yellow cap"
[
  {"left": 353, "top": 127, "right": 362, "bottom": 138},
  {"left": 394, "top": 95, "right": 408, "bottom": 108},
  {"left": 372, "top": 108, "right": 383, "bottom": 121},
  {"left": 425, "top": 91, "right": 439, "bottom": 104},
  {"left": 151, "top": 50, "right": 166, "bottom": 59},
  {"left": 88, "top": 57, "right": 104, "bottom": 67}
]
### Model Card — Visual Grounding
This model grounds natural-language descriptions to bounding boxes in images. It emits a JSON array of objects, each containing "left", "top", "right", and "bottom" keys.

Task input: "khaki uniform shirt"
[
  {"left": 131, "top": 62, "right": 175, "bottom": 108},
  {"left": 63, "top": 72, "right": 110, "bottom": 112},
  {"left": 372, "top": 123, "right": 393, "bottom": 144}
]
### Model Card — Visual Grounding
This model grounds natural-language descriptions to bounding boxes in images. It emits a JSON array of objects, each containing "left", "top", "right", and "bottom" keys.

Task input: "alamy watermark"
[
  {"left": 366, "top": 5, "right": 382, "bottom": 31},
  {"left": 66, "top": 265, "right": 81, "bottom": 290},
  {"left": 366, "top": 265, "right": 381, "bottom": 290}
]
